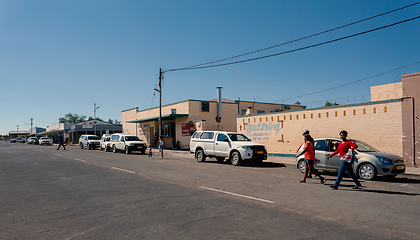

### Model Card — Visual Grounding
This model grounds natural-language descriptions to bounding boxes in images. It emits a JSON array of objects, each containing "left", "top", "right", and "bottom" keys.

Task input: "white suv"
[
  {"left": 100, "top": 134, "right": 112, "bottom": 152},
  {"left": 190, "top": 131, "right": 267, "bottom": 166},
  {"left": 110, "top": 133, "right": 147, "bottom": 154},
  {"left": 39, "top": 137, "right": 52, "bottom": 145},
  {"left": 79, "top": 135, "right": 101, "bottom": 150}
]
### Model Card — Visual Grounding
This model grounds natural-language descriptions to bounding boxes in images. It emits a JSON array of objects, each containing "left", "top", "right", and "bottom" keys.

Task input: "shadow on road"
[{"left": 200, "top": 160, "right": 286, "bottom": 168}]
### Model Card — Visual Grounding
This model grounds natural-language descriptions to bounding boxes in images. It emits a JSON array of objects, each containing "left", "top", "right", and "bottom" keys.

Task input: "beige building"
[
  {"left": 237, "top": 72, "right": 420, "bottom": 165},
  {"left": 122, "top": 98, "right": 304, "bottom": 149}
]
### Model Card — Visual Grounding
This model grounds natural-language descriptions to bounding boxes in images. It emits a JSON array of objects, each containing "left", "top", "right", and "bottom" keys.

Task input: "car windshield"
[
  {"left": 88, "top": 136, "right": 100, "bottom": 140},
  {"left": 353, "top": 140, "right": 379, "bottom": 152},
  {"left": 104, "top": 137, "right": 111, "bottom": 141},
  {"left": 227, "top": 133, "right": 251, "bottom": 141},
  {"left": 125, "top": 136, "right": 140, "bottom": 141}
]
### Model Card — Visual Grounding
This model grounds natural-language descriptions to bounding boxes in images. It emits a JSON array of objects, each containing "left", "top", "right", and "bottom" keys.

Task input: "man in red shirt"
[{"left": 327, "top": 130, "right": 362, "bottom": 190}]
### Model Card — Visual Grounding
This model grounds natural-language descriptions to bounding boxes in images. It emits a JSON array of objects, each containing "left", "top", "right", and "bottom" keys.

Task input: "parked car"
[
  {"left": 110, "top": 133, "right": 147, "bottom": 154},
  {"left": 296, "top": 138, "right": 406, "bottom": 180},
  {"left": 79, "top": 135, "right": 101, "bottom": 150},
  {"left": 12, "top": 138, "right": 27, "bottom": 143},
  {"left": 27, "top": 137, "right": 39, "bottom": 144},
  {"left": 39, "top": 137, "right": 52, "bottom": 145},
  {"left": 189, "top": 131, "right": 268, "bottom": 166},
  {"left": 100, "top": 135, "right": 112, "bottom": 152}
]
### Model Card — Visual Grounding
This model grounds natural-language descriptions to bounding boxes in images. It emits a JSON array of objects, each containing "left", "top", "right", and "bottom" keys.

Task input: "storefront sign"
[{"left": 182, "top": 123, "right": 196, "bottom": 136}]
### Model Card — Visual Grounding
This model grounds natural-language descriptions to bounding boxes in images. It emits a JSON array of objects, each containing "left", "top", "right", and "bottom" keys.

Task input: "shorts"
[{"left": 305, "top": 159, "right": 315, "bottom": 165}]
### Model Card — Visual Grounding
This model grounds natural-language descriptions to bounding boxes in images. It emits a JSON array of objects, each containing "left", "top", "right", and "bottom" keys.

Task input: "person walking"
[
  {"left": 57, "top": 134, "right": 66, "bottom": 150},
  {"left": 148, "top": 144, "right": 153, "bottom": 158},
  {"left": 158, "top": 137, "right": 165, "bottom": 159},
  {"left": 327, "top": 130, "right": 362, "bottom": 190},
  {"left": 296, "top": 134, "right": 325, "bottom": 184}
]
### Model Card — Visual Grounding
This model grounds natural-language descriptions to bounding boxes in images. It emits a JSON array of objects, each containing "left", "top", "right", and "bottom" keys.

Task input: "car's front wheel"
[
  {"left": 125, "top": 146, "right": 130, "bottom": 154},
  {"left": 80, "top": 143, "right": 84, "bottom": 149},
  {"left": 298, "top": 160, "right": 306, "bottom": 173},
  {"left": 358, "top": 163, "right": 377, "bottom": 180},
  {"left": 230, "top": 151, "right": 242, "bottom": 166},
  {"left": 113, "top": 145, "right": 117, "bottom": 153}
]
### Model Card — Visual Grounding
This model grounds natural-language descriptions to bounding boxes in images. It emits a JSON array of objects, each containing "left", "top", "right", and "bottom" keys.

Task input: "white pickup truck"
[{"left": 189, "top": 131, "right": 267, "bottom": 166}]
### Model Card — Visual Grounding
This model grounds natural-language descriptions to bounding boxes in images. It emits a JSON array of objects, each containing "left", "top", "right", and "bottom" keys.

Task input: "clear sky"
[{"left": 1, "top": 0, "right": 420, "bottom": 135}]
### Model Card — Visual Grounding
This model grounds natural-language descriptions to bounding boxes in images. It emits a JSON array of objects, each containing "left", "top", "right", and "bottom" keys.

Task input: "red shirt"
[
  {"left": 331, "top": 140, "right": 358, "bottom": 158},
  {"left": 304, "top": 141, "right": 315, "bottom": 160}
]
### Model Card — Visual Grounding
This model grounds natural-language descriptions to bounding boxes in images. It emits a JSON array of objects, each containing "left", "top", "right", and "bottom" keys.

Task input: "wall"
[
  {"left": 121, "top": 107, "right": 138, "bottom": 135},
  {"left": 402, "top": 72, "right": 420, "bottom": 165},
  {"left": 371, "top": 82, "right": 402, "bottom": 102},
  {"left": 237, "top": 100, "right": 403, "bottom": 157}
]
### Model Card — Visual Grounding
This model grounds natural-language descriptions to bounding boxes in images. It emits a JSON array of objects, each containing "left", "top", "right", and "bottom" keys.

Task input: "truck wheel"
[
  {"left": 230, "top": 151, "right": 242, "bottom": 166},
  {"left": 196, "top": 149, "right": 206, "bottom": 162},
  {"left": 125, "top": 146, "right": 130, "bottom": 154},
  {"left": 216, "top": 157, "right": 225, "bottom": 163},
  {"left": 113, "top": 145, "right": 118, "bottom": 153}
]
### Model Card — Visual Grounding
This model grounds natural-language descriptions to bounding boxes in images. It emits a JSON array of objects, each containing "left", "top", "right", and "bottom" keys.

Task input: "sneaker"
[{"left": 329, "top": 185, "right": 338, "bottom": 190}]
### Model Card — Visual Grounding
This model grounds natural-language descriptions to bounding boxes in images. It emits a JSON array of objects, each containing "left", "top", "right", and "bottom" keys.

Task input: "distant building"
[
  {"left": 8, "top": 131, "right": 30, "bottom": 138},
  {"left": 122, "top": 98, "right": 304, "bottom": 149},
  {"left": 68, "top": 120, "right": 122, "bottom": 143}
]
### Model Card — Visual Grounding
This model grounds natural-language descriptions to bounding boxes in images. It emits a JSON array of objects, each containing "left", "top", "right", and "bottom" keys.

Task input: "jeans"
[{"left": 335, "top": 161, "right": 361, "bottom": 187}]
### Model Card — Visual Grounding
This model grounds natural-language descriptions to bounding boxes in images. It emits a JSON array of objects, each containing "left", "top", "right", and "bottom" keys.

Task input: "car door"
[
  {"left": 325, "top": 139, "right": 342, "bottom": 171},
  {"left": 214, "top": 133, "right": 230, "bottom": 157},
  {"left": 118, "top": 136, "right": 125, "bottom": 150},
  {"left": 312, "top": 139, "right": 327, "bottom": 168}
]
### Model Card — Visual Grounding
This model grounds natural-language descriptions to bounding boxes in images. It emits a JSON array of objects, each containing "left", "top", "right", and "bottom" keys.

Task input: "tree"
[
  {"left": 87, "top": 116, "right": 104, "bottom": 122},
  {"left": 108, "top": 119, "right": 121, "bottom": 125},
  {"left": 325, "top": 101, "right": 340, "bottom": 107},
  {"left": 59, "top": 113, "right": 87, "bottom": 123}
]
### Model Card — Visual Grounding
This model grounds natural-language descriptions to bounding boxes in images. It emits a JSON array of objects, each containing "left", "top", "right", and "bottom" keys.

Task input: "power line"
[
  {"left": 278, "top": 61, "right": 420, "bottom": 102},
  {"left": 164, "top": 2, "right": 420, "bottom": 72},
  {"left": 165, "top": 15, "right": 420, "bottom": 72}
]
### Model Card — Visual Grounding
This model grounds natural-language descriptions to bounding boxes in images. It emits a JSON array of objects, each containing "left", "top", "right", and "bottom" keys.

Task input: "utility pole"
[
  {"left": 30, "top": 118, "right": 33, "bottom": 135},
  {"left": 94, "top": 103, "right": 100, "bottom": 136},
  {"left": 158, "top": 68, "right": 163, "bottom": 138}
]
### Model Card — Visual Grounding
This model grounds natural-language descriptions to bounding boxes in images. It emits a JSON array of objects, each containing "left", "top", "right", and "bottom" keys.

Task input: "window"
[
  {"left": 257, "top": 110, "right": 265, "bottom": 114},
  {"left": 335, "top": 111, "right": 338, "bottom": 117},
  {"left": 343, "top": 111, "right": 346, "bottom": 116},
  {"left": 296, "top": 115, "right": 299, "bottom": 120},
  {"left": 228, "top": 133, "right": 251, "bottom": 141},
  {"left": 353, "top": 110, "right": 356, "bottom": 115},
  {"left": 384, "top": 107, "right": 388, "bottom": 113},
  {"left": 201, "top": 101, "right": 210, "bottom": 112},
  {"left": 112, "top": 135, "right": 120, "bottom": 141},
  {"left": 326, "top": 112, "right": 329, "bottom": 117},
  {"left": 314, "top": 140, "right": 326, "bottom": 151},
  {"left": 163, "top": 124, "right": 171, "bottom": 137},
  {"left": 120, "top": 136, "right": 125, "bottom": 142},
  {"left": 303, "top": 114, "right": 306, "bottom": 119},
  {"left": 311, "top": 114, "right": 313, "bottom": 119},
  {"left": 318, "top": 113, "right": 321, "bottom": 118},
  {"left": 241, "top": 109, "right": 247, "bottom": 115},
  {"left": 192, "top": 132, "right": 201, "bottom": 139},
  {"left": 373, "top": 108, "right": 376, "bottom": 113},
  {"left": 200, "top": 132, "right": 214, "bottom": 139},
  {"left": 217, "top": 134, "right": 228, "bottom": 142},
  {"left": 328, "top": 140, "right": 341, "bottom": 152},
  {"left": 363, "top": 109, "right": 366, "bottom": 114}
]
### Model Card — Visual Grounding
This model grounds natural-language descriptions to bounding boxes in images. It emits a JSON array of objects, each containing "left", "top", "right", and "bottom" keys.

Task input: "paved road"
[{"left": 1, "top": 142, "right": 419, "bottom": 239}]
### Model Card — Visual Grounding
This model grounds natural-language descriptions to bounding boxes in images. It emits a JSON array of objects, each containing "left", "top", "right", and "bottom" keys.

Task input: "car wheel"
[
  {"left": 230, "top": 151, "right": 242, "bottom": 166},
  {"left": 216, "top": 157, "right": 225, "bottom": 163},
  {"left": 298, "top": 160, "right": 306, "bottom": 174},
  {"left": 100, "top": 146, "right": 103, "bottom": 151},
  {"left": 358, "top": 163, "right": 377, "bottom": 180},
  {"left": 80, "top": 143, "right": 84, "bottom": 149},
  {"left": 196, "top": 149, "right": 206, "bottom": 162},
  {"left": 113, "top": 145, "right": 117, "bottom": 153},
  {"left": 125, "top": 146, "right": 130, "bottom": 154}
]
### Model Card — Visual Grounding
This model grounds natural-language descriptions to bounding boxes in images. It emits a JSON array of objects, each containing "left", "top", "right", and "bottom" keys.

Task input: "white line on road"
[
  {"left": 54, "top": 154, "right": 62, "bottom": 157},
  {"left": 200, "top": 186, "right": 274, "bottom": 203},
  {"left": 112, "top": 167, "right": 136, "bottom": 174},
  {"left": 74, "top": 158, "right": 87, "bottom": 163}
]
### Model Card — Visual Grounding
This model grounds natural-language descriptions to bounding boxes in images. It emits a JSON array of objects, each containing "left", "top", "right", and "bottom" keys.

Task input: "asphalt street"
[{"left": 1, "top": 142, "right": 419, "bottom": 239}]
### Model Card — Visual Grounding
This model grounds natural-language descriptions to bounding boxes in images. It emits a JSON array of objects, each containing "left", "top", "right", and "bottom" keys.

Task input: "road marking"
[
  {"left": 74, "top": 158, "right": 87, "bottom": 163},
  {"left": 200, "top": 186, "right": 274, "bottom": 203},
  {"left": 54, "top": 154, "right": 62, "bottom": 157},
  {"left": 112, "top": 167, "right": 136, "bottom": 174}
]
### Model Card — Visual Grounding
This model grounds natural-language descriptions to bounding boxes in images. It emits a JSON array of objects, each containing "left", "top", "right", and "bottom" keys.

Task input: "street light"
[{"left": 94, "top": 103, "right": 100, "bottom": 136}]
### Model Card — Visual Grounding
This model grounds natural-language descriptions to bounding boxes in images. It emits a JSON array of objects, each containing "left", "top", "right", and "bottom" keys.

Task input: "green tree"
[
  {"left": 87, "top": 116, "right": 104, "bottom": 122},
  {"left": 325, "top": 101, "right": 340, "bottom": 107},
  {"left": 59, "top": 113, "right": 87, "bottom": 123},
  {"left": 108, "top": 119, "right": 121, "bottom": 125}
]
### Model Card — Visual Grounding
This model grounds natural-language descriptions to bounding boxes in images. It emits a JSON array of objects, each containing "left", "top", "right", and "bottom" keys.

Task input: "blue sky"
[{"left": 1, "top": 0, "right": 420, "bottom": 135}]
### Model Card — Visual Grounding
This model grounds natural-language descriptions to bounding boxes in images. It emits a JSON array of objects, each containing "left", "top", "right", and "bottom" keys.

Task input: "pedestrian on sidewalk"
[
  {"left": 327, "top": 130, "right": 362, "bottom": 190},
  {"left": 148, "top": 144, "right": 153, "bottom": 158},
  {"left": 296, "top": 134, "right": 325, "bottom": 184},
  {"left": 158, "top": 137, "right": 165, "bottom": 159},
  {"left": 57, "top": 134, "right": 66, "bottom": 150}
]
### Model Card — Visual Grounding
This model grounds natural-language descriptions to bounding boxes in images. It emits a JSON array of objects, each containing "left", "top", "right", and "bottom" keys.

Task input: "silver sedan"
[{"left": 296, "top": 138, "right": 406, "bottom": 180}]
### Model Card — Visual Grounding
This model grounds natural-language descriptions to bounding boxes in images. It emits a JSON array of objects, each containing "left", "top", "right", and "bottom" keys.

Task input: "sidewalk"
[{"left": 163, "top": 149, "right": 420, "bottom": 176}]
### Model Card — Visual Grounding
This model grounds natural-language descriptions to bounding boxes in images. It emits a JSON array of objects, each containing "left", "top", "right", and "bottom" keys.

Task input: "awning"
[{"left": 126, "top": 114, "right": 189, "bottom": 124}]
